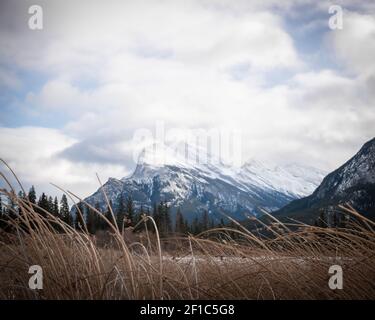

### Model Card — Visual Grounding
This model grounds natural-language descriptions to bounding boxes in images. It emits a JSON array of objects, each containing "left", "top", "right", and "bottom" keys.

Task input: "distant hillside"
[{"left": 274, "top": 137, "right": 375, "bottom": 224}]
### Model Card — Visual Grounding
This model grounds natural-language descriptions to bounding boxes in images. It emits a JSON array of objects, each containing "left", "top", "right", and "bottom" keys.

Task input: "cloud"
[
  {"left": 0, "top": 0, "right": 302, "bottom": 79},
  {"left": 0, "top": 127, "right": 130, "bottom": 198},
  {"left": 0, "top": 0, "right": 375, "bottom": 197},
  {"left": 328, "top": 11, "right": 375, "bottom": 76}
]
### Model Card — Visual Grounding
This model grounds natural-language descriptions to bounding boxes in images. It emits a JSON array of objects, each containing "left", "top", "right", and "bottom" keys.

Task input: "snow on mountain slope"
[
  {"left": 275, "top": 137, "right": 375, "bottom": 221},
  {"left": 239, "top": 160, "right": 325, "bottom": 198},
  {"left": 132, "top": 142, "right": 325, "bottom": 196},
  {"left": 75, "top": 142, "right": 325, "bottom": 221}
]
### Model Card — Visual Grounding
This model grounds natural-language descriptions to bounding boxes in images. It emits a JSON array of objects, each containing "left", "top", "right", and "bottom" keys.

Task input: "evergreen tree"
[
  {"left": 219, "top": 218, "right": 225, "bottom": 228},
  {"left": 37, "top": 193, "right": 49, "bottom": 217},
  {"left": 133, "top": 205, "right": 144, "bottom": 230},
  {"left": 60, "top": 194, "right": 72, "bottom": 226},
  {"left": 86, "top": 206, "right": 98, "bottom": 234},
  {"left": 192, "top": 216, "right": 200, "bottom": 235},
  {"left": 158, "top": 202, "right": 171, "bottom": 235},
  {"left": 125, "top": 196, "right": 135, "bottom": 227},
  {"left": 47, "top": 196, "right": 54, "bottom": 214},
  {"left": 104, "top": 200, "right": 115, "bottom": 229},
  {"left": 28, "top": 186, "right": 37, "bottom": 204},
  {"left": 53, "top": 197, "right": 59, "bottom": 217},
  {"left": 202, "top": 210, "right": 209, "bottom": 231},
  {"left": 152, "top": 202, "right": 160, "bottom": 230},
  {"left": 5, "top": 194, "right": 17, "bottom": 223},
  {"left": 209, "top": 219, "right": 215, "bottom": 230},
  {"left": 165, "top": 203, "right": 171, "bottom": 233},
  {"left": 333, "top": 212, "right": 338, "bottom": 228},
  {"left": 175, "top": 208, "right": 185, "bottom": 234},
  {"left": 17, "top": 191, "right": 28, "bottom": 230},
  {"left": 94, "top": 202, "right": 103, "bottom": 230},
  {"left": 18, "top": 190, "right": 26, "bottom": 199},
  {"left": 17, "top": 191, "right": 26, "bottom": 215},
  {"left": 116, "top": 194, "right": 126, "bottom": 230}
]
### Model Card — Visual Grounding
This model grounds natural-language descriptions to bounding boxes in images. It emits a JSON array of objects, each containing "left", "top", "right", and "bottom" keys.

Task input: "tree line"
[
  {"left": 0, "top": 186, "right": 226, "bottom": 236},
  {"left": 0, "top": 186, "right": 71, "bottom": 231},
  {"left": 314, "top": 207, "right": 350, "bottom": 228}
]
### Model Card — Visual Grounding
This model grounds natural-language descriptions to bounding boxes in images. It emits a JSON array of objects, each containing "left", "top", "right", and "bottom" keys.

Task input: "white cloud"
[
  {"left": 0, "top": 127, "right": 129, "bottom": 198},
  {"left": 0, "top": 0, "right": 302, "bottom": 78},
  {"left": 329, "top": 11, "right": 375, "bottom": 76},
  {"left": 1, "top": 0, "right": 375, "bottom": 197}
]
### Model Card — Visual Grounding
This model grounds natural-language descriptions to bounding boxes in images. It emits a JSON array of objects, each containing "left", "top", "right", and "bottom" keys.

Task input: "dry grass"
[{"left": 0, "top": 166, "right": 375, "bottom": 300}]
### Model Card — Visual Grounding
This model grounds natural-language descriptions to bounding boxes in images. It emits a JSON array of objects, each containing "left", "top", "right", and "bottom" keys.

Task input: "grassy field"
[{"left": 0, "top": 174, "right": 375, "bottom": 299}]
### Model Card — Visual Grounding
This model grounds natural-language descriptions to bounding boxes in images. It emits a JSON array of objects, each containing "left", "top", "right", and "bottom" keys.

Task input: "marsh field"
[{"left": 0, "top": 183, "right": 374, "bottom": 300}]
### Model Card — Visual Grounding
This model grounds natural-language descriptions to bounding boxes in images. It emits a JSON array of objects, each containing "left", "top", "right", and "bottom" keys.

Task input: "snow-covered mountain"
[
  {"left": 76, "top": 142, "right": 325, "bottom": 222},
  {"left": 238, "top": 159, "right": 325, "bottom": 199},
  {"left": 275, "top": 137, "right": 375, "bottom": 221}
]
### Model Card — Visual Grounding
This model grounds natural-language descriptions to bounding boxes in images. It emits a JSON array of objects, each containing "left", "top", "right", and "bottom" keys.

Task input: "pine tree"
[
  {"left": 37, "top": 193, "right": 49, "bottom": 217},
  {"left": 28, "top": 186, "right": 37, "bottom": 204},
  {"left": 209, "top": 219, "right": 215, "bottom": 229},
  {"left": 202, "top": 210, "right": 209, "bottom": 231},
  {"left": 17, "top": 191, "right": 26, "bottom": 215},
  {"left": 53, "top": 197, "right": 59, "bottom": 217},
  {"left": 104, "top": 200, "right": 115, "bottom": 229},
  {"left": 181, "top": 209, "right": 189, "bottom": 234},
  {"left": 94, "top": 202, "right": 103, "bottom": 230},
  {"left": 152, "top": 202, "right": 160, "bottom": 231},
  {"left": 175, "top": 208, "right": 184, "bottom": 234},
  {"left": 333, "top": 212, "right": 338, "bottom": 228},
  {"left": 125, "top": 196, "right": 135, "bottom": 227},
  {"left": 60, "top": 194, "right": 72, "bottom": 226},
  {"left": 192, "top": 216, "right": 200, "bottom": 235},
  {"left": 17, "top": 191, "right": 28, "bottom": 230},
  {"left": 1, "top": 195, "right": 15, "bottom": 232},
  {"left": 165, "top": 204, "right": 170, "bottom": 233},
  {"left": 116, "top": 194, "right": 126, "bottom": 231},
  {"left": 86, "top": 206, "right": 98, "bottom": 234},
  {"left": 6, "top": 193, "right": 17, "bottom": 221},
  {"left": 18, "top": 190, "right": 26, "bottom": 199},
  {"left": 219, "top": 218, "right": 225, "bottom": 228},
  {"left": 158, "top": 202, "right": 171, "bottom": 236},
  {"left": 133, "top": 205, "right": 144, "bottom": 231},
  {"left": 47, "top": 196, "right": 54, "bottom": 214}
]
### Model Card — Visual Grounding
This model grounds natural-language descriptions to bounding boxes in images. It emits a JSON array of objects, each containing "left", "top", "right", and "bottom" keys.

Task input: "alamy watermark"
[
  {"left": 328, "top": 265, "right": 343, "bottom": 290},
  {"left": 28, "top": 5, "right": 43, "bottom": 30},
  {"left": 329, "top": 5, "right": 343, "bottom": 30},
  {"left": 132, "top": 122, "right": 243, "bottom": 169},
  {"left": 28, "top": 265, "right": 43, "bottom": 290},
  {"left": 27, "top": 4, "right": 343, "bottom": 31}
]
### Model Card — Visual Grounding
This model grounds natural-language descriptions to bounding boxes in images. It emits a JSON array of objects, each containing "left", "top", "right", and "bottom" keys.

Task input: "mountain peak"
[
  {"left": 275, "top": 137, "right": 375, "bottom": 221},
  {"left": 77, "top": 141, "right": 327, "bottom": 221},
  {"left": 358, "top": 137, "right": 375, "bottom": 155},
  {"left": 136, "top": 141, "right": 223, "bottom": 169}
]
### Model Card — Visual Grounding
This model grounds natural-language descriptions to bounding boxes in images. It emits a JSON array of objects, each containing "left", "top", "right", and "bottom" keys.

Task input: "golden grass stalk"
[{"left": 0, "top": 163, "right": 374, "bottom": 300}]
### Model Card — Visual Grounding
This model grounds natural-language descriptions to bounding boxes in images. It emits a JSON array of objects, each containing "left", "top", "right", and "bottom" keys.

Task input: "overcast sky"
[{"left": 0, "top": 0, "right": 375, "bottom": 198}]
